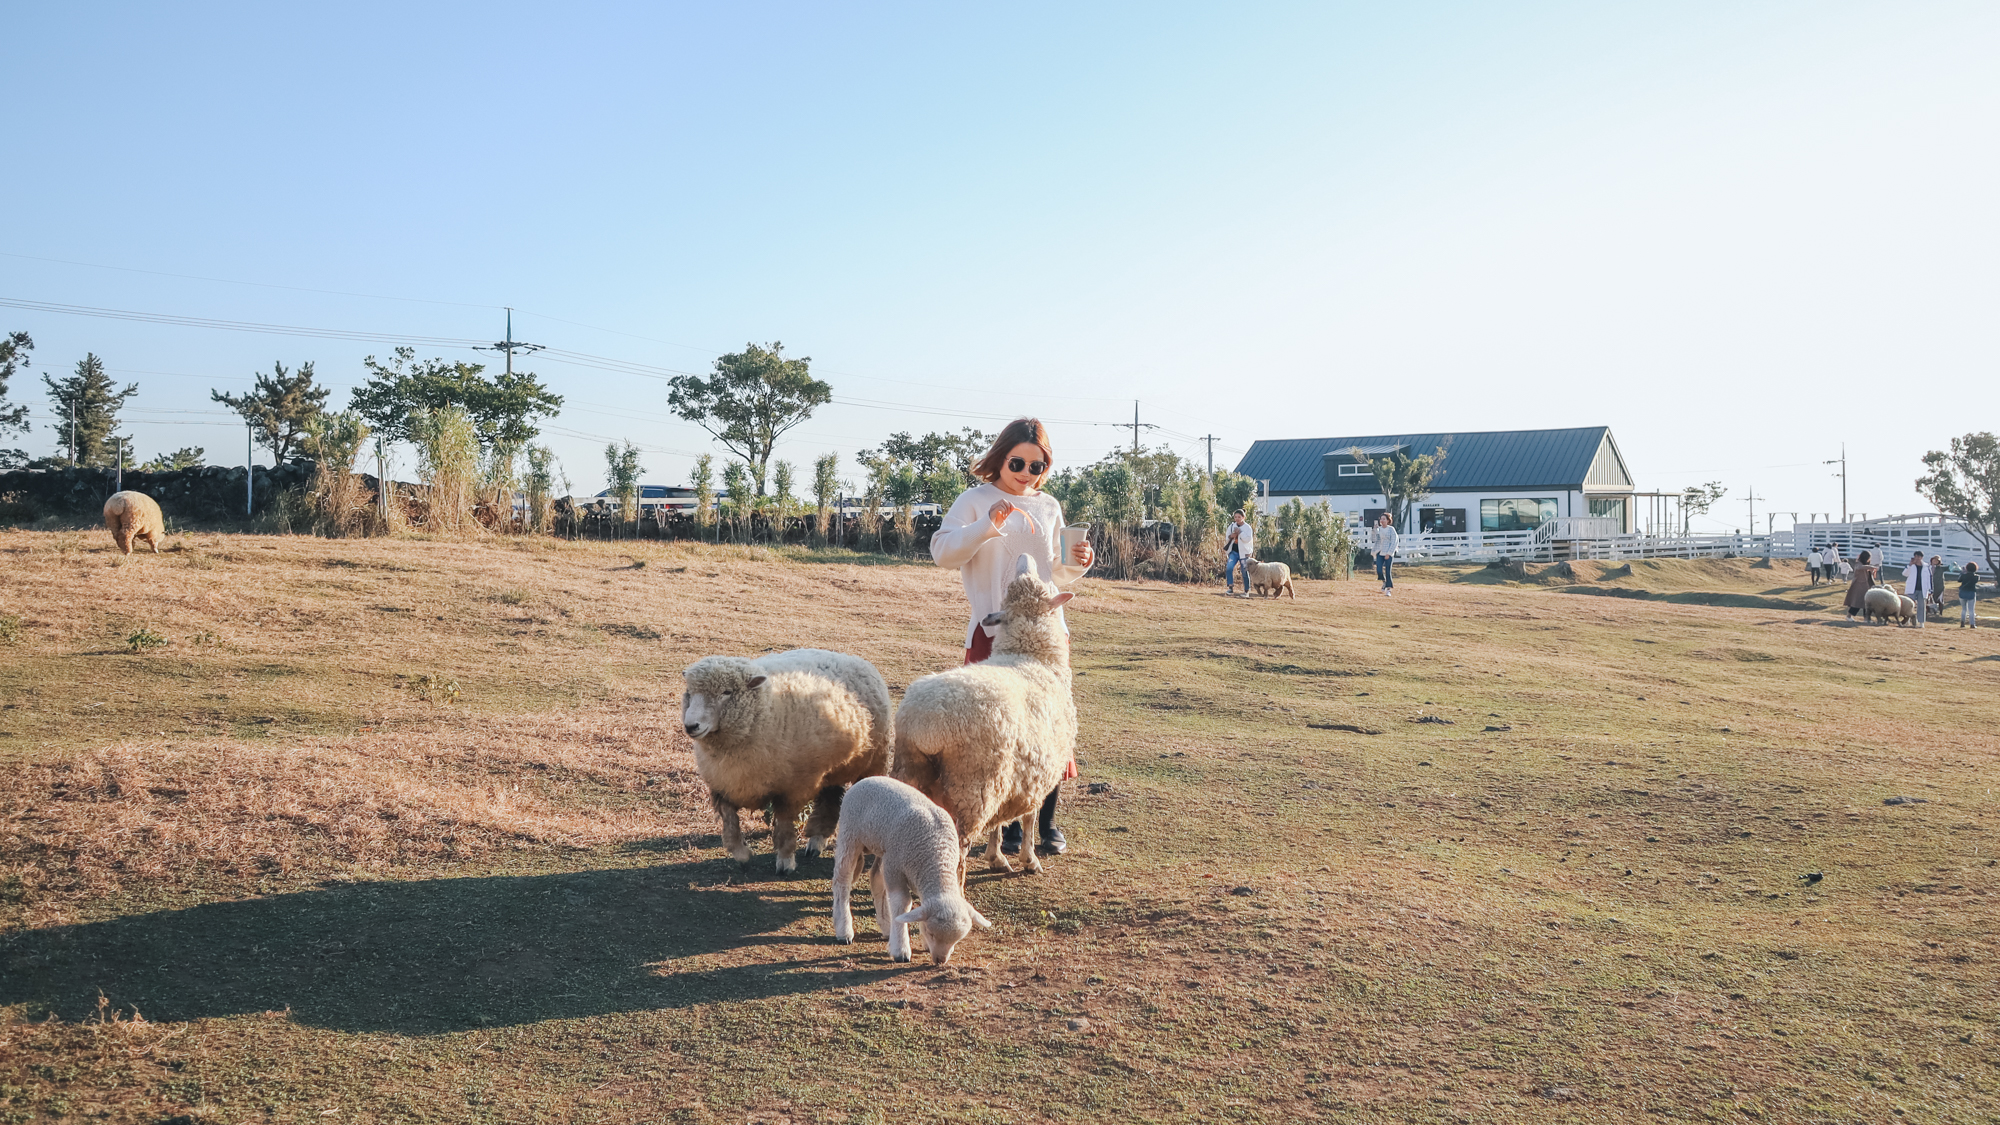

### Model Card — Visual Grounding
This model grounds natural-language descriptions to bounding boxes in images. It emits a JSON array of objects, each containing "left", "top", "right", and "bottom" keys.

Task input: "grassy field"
[{"left": 2, "top": 527, "right": 1996, "bottom": 1123}]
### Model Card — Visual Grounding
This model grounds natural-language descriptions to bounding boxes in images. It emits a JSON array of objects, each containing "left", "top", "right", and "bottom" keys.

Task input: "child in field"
[{"left": 928, "top": 418, "right": 1093, "bottom": 857}]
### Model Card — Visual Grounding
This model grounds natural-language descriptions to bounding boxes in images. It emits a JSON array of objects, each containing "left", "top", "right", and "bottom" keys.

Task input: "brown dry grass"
[{"left": 1, "top": 528, "right": 1997, "bottom": 1123}]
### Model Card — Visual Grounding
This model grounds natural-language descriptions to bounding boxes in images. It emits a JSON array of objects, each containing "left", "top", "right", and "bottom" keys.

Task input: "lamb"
[
  {"left": 1243, "top": 557, "right": 1295, "bottom": 600},
  {"left": 102, "top": 491, "right": 164, "bottom": 555},
  {"left": 680, "top": 648, "right": 892, "bottom": 873},
  {"left": 831, "top": 776, "right": 992, "bottom": 963},
  {"left": 1861, "top": 586, "right": 1901, "bottom": 624},
  {"left": 892, "top": 555, "right": 1077, "bottom": 876},
  {"left": 1896, "top": 593, "right": 1918, "bottom": 625}
]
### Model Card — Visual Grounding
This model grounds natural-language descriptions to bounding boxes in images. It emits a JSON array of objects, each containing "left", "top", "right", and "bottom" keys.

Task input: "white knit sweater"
[{"left": 929, "top": 483, "right": 1089, "bottom": 648}]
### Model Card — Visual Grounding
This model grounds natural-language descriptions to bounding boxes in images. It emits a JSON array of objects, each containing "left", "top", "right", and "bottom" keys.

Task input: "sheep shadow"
[{"left": 0, "top": 858, "right": 906, "bottom": 1036}]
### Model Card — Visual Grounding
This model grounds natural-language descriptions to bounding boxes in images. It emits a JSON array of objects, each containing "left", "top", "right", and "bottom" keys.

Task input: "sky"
[{"left": 3, "top": 2, "right": 1995, "bottom": 530}]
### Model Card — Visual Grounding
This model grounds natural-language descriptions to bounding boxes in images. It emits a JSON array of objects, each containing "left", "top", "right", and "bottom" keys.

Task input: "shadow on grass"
[
  {"left": 1556, "top": 586, "right": 1820, "bottom": 611},
  {"left": 0, "top": 857, "right": 904, "bottom": 1036}
]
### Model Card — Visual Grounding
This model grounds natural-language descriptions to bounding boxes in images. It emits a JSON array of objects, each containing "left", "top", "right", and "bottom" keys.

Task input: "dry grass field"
[{"left": 1, "top": 526, "right": 1997, "bottom": 1123}]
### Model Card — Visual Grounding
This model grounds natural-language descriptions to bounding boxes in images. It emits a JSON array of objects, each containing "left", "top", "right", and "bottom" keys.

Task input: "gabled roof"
[{"left": 1234, "top": 427, "right": 1623, "bottom": 494}]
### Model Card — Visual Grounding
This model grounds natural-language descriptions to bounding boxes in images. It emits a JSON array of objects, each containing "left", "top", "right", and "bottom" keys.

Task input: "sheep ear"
[
  {"left": 745, "top": 675, "right": 767, "bottom": 690},
  {"left": 980, "top": 611, "right": 1006, "bottom": 628},
  {"left": 893, "top": 905, "right": 929, "bottom": 926},
  {"left": 1046, "top": 592, "right": 1073, "bottom": 608},
  {"left": 969, "top": 907, "right": 993, "bottom": 931}
]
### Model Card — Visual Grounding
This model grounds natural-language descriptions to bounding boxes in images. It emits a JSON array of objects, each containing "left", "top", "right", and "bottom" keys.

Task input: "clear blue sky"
[{"left": 4, "top": 3, "right": 1995, "bottom": 527}]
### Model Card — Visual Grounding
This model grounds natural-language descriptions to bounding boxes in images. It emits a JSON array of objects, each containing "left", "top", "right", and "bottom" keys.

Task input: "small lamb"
[
  {"left": 832, "top": 776, "right": 992, "bottom": 964},
  {"left": 892, "top": 555, "right": 1077, "bottom": 876},
  {"left": 1243, "top": 558, "right": 1295, "bottom": 600},
  {"left": 103, "top": 491, "right": 164, "bottom": 555},
  {"left": 681, "top": 648, "right": 891, "bottom": 872}
]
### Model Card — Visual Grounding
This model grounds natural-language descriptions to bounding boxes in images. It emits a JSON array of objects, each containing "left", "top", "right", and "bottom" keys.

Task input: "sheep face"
[
  {"left": 894, "top": 898, "right": 993, "bottom": 965},
  {"left": 680, "top": 657, "right": 767, "bottom": 740}
]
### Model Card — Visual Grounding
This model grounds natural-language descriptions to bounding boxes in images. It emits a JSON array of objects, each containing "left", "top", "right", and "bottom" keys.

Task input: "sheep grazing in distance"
[
  {"left": 832, "top": 776, "right": 992, "bottom": 964},
  {"left": 1243, "top": 558, "right": 1294, "bottom": 600},
  {"left": 103, "top": 491, "right": 164, "bottom": 555},
  {"left": 680, "top": 648, "right": 892, "bottom": 873},
  {"left": 892, "top": 555, "right": 1077, "bottom": 877},
  {"left": 1861, "top": 586, "right": 1901, "bottom": 625}
]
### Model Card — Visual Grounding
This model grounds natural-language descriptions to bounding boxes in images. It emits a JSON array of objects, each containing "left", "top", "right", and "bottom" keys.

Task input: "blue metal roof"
[{"left": 1234, "top": 427, "right": 1616, "bottom": 494}]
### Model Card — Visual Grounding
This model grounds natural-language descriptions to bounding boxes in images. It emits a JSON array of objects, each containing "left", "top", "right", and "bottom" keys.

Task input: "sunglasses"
[{"left": 1006, "top": 457, "right": 1048, "bottom": 476}]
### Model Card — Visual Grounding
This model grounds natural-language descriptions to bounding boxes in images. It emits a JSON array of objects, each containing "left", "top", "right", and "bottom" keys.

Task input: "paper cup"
[{"left": 1061, "top": 524, "right": 1090, "bottom": 562}]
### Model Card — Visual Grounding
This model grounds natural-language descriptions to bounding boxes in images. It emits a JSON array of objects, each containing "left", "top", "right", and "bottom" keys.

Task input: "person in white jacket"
[
  {"left": 1370, "top": 513, "right": 1399, "bottom": 595},
  {"left": 1904, "top": 550, "right": 1932, "bottom": 628},
  {"left": 929, "top": 417, "right": 1092, "bottom": 856},
  {"left": 1224, "top": 510, "right": 1254, "bottom": 596}
]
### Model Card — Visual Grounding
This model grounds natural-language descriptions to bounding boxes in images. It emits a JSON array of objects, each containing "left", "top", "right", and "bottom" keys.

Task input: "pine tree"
[
  {"left": 42, "top": 354, "right": 137, "bottom": 468},
  {"left": 212, "top": 361, "right": 331, "bottom": 464},
  {"left": 0, "top": 331, "right": 32, "bottom": 468}
]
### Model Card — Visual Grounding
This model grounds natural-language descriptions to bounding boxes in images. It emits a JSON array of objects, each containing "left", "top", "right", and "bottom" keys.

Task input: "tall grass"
[
  {"left": 525, "top": 445, "right": 556, "bottom": 534},
  {"left": 413, "top": 405, "right": 480, "bottom": 536},
  {"left": 303, "top": 411, "right": 374, "bottom": 538}
]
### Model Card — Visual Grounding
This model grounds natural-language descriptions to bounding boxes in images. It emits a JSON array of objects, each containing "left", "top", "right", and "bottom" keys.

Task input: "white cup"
[{"left": 1061, "top": 523, "right": 1090, "bottom": 563}]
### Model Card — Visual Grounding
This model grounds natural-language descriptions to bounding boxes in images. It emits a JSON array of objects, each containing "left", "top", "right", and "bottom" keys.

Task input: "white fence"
[{"left": 1378, "top": 512, "right": 1990, "bottom": 570}]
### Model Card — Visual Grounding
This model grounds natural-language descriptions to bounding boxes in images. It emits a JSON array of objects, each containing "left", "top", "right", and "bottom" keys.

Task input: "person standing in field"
[
  {"left": 1807, "top": 547, "right": 1823, "bottom": 585},
  {"left": 1843, "top": 549, "right": 1880, "bottom": 620},
  {"left": 1958, "top": 561, "right": 1980, "bottom": 628},
  {"left": 928, "top": 417, "right": 1093, "bottom": 859},
  {"left": 1822, "top": 543, "right": 1840, "bottom": 583},
  {"left": 1928, "top": 555, "right": 1947, "bottom": 618},
  {"left": 1224, "top": 509, "right": 1254, "bottom": 597},
  {"left": 1905, "top": 550, "right": 1933, "bottom": 628},
  {"left": 1370, "top": 513, "right": 1398, "bottom": 596}
]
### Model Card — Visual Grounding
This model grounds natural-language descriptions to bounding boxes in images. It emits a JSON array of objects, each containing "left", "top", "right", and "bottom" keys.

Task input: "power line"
[
  {"left": 0, "top": 250, "right": 502, "bottom": 310},
  {"left": 0, "top": 296, "right": 486, "bottom": 347}
]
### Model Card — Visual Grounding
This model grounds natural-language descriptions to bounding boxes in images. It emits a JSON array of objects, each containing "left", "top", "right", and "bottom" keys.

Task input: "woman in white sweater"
[{"left": 929, "top": 417, "right": 1093, "bottom": 856}]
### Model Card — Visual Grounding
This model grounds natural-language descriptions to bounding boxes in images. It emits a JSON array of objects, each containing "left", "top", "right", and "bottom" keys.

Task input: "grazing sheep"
[
  {"left": 102, "top": 491, "right": 164, "bottom": 555},
  {"left": 1896, "top": 594, "right": 1918, "bottom": 626},
  {"left": 892, "top": 555, "right": 1077, "bottom": 877},
  {"left": 1243, "top": 557, "right": 1294, "bottom": 600},
  {"left": 832, "top": 776, "right": 992, "bottom": 964},
  {"left": 680, "top": 648, "right": 892, "bottom": 873},
  {"left": 1861, "top": 586, "right": 1901, "bottom": 625}
]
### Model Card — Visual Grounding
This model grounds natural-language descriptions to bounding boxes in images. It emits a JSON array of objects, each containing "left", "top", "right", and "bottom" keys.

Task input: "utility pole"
[
  {"left": 1744, "top": 486, "right": 1764, "bottom": 537},
  {"left": 115, "top": 437, "right": 122, "bottom": 491},
  {"left": 1201, "top": 434, "right": 1217, "bottom": 477},
  {"left": 376, "top": 434, "right": 388, "bottom": 522},
  {"left": 246, "top": 420, "right": 254, "bottom": 516},
  {"left": 1824, "top": 444, "right": 1847, "bottom": 523},
  {"left": 476, "top": 308, "right": 545, "bottom": 380},
  {"left": 1131, "top": 401, "right": 1140, "bottom": 455},
  {"left": 68, "top": 398, "right": 75, "bottom": 464}
]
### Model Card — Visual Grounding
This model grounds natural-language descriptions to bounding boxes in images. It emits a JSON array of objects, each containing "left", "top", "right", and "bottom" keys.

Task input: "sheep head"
[
  {"left": 979, "top": 556, "right": 1074, "bottom": 662},
  {"left": 893, "top": 897, "right": 993, "bottom": 965},
  {"left": 680, "top": 656, "right": 768, "bottom": 740}
]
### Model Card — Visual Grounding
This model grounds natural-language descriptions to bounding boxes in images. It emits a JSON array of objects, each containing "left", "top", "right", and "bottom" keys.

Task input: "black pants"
[{"left": 1005, "top": 789, "right": 1061, "bottom": 842}]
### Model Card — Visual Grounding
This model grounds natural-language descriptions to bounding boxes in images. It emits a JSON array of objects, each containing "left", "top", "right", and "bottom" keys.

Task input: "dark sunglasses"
[{"left": 1007, "top": 457, "right": 1048, "bottom": 476}]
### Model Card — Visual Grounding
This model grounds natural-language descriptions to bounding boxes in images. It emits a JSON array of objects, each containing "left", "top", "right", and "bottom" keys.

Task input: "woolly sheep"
[
  {"left": 680, "top": 648, "right": 892, "bottom": 873},
  {"left": 1861, "top": 586, "right": 1900, "bottom": 625},
  {"left": 892, "top": 555, "right": 1077, "bottom": 877},
  {"left": 1243, "top": 558, "right": 1294, "bottom": 600},
  {"left": 832, "top": 776, "right": 992, "bottom": 964},
  {"left": 102, "top": 491, "right": 164, "bottom": 556},
  {"left": 1896, "top": 593, "right": 1918, "bottom": 625}
]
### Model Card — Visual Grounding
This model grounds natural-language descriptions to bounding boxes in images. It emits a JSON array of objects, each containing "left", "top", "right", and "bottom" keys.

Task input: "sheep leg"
[
  {"left": 1015, "top": 813, "right": 1043, "bottom": 875},
  {"left": 883, "top": 871, "right": 914, "bottom": 963},
  {"left": 802, "top": 783, "right": 845, "bottom": 857},
  {"left": 1285, "top": 580, "right": 1295, "bottom": 601},
  {"left": 713, "top": 796, "right": 751, "bottom": 864},
  {"left": 832, "top": 839, "right": 864, "bottom": 944},
  {"left": 985, "top": 825, "right": 1016, "bottom": 873},
  {"left": 770, "top": 798, "right": 803, "bottom": 874}
]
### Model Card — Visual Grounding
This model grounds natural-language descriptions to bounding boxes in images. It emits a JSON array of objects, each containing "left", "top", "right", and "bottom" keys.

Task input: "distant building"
[
  {"left": 1232, "top": 426, "right": 1636, "bottom": 539},
  {"left": 595, "top": 484, "right": 700, "bottom": 514}
]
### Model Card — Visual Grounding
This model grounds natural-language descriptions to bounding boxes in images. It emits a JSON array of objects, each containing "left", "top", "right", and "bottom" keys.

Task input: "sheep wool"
[
  {"left": 1861, "top": 586, "right": 1901, "bottom": 625},
  {"left": 832, "top": 776, "right": 991, "bottom": 964},
  {"left": 103, "top": 491, "right": 165, "bottom": 555},
  {"left": 892, "top": 555, "right": 1077, "bottom": 876},
  {"left": 1244, "top": 558, "right": 1295, "bottom": 600},
  {"left": 680, "top": 648, "right": 892, "bottom": 872}
]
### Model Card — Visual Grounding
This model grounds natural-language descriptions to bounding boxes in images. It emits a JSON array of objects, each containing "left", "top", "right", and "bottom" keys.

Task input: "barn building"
[{"left": 1233, "top": 426, "right": 1636, "bottom": 542}]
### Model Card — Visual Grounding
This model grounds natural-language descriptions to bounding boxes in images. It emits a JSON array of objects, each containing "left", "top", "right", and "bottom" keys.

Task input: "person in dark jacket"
[
  {"left": 1843, "top": 550, "right": 1880, "bottom": 619},
  {"left": 1960, "top": 561, "right": 1980, "bottom": 629},
  {"left": 1929, "top": 556, "right": 1947, "bottom": 618}
]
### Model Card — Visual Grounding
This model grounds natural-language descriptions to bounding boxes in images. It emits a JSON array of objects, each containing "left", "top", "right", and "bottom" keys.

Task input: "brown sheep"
[
  {"left": 1243, "top": 558, "right": 1295, "bottom": 600},
  {"left": 102, "top": 491, "right": 165, "bottom": 555}
]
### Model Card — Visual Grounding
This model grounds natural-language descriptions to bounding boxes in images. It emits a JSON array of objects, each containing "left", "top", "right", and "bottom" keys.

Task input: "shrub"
[
  {"left": 413, "top": 406, "right": 480, "bottom": 536},
  {"left": 408, "top": 673, "right": 461, "bottom": 704},
  {"left": 0, "top": 613, "right": 20, "bottom": 643},
  {"left": 125, "top": 628, "right": 167, "bottom": 653}
]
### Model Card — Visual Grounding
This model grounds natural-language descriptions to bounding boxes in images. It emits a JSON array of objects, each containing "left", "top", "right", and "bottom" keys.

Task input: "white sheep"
[
  {"left": 831, "top": 776, "right": 992, "bottom": 964},
  {"left": 680, "top": 648, "right": 891, "bottom": 873},
  {"left": 1861, "top": 586, "right": 1900, "bottom": 625},
  {"left": 1243, "top": 557, "right": 1295, "bottom": 600},
  {"left": 892, "top": 555, "right": 1077, "bottom": 877}
]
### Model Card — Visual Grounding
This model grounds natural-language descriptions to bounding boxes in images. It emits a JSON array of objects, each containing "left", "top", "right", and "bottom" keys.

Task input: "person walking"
[
  {"left": 1843, "top": 549, "right": 1880, "bottom": 620},
  {"left": 1959, "top": 561, "right": 1980, "bottom": 628},
  {"left": 1928, "top": 555, "right": 1947, "bottom": 618},
  {"left": 1904, "top": 550, "right": 1932, "bottom": 628},
  {"left": 1370, "top": 513, "right": 1398, "bottom": 595},
  {"left": 1807, "top": 546, "right": 1823, "bottom": 585},
  {"left": 1224, "top": 509, "right": 1254, "bottom": 597},
  {"left": 929, "top": 417, "right": 1093, "bottom": 858}
]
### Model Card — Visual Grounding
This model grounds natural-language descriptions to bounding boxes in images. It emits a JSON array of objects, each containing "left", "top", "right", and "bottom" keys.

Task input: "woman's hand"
[
  {"left": 1072, "top": 541, "right": 1093, "bottom": 568},
  {"left": 987, "top": 500, "right": 1036, "bottom": 533}
]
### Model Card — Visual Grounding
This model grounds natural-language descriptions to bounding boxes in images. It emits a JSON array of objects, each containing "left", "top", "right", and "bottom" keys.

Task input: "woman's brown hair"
[{"left": 972, "top": 417, "right": 1054, "bottom": 485}]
